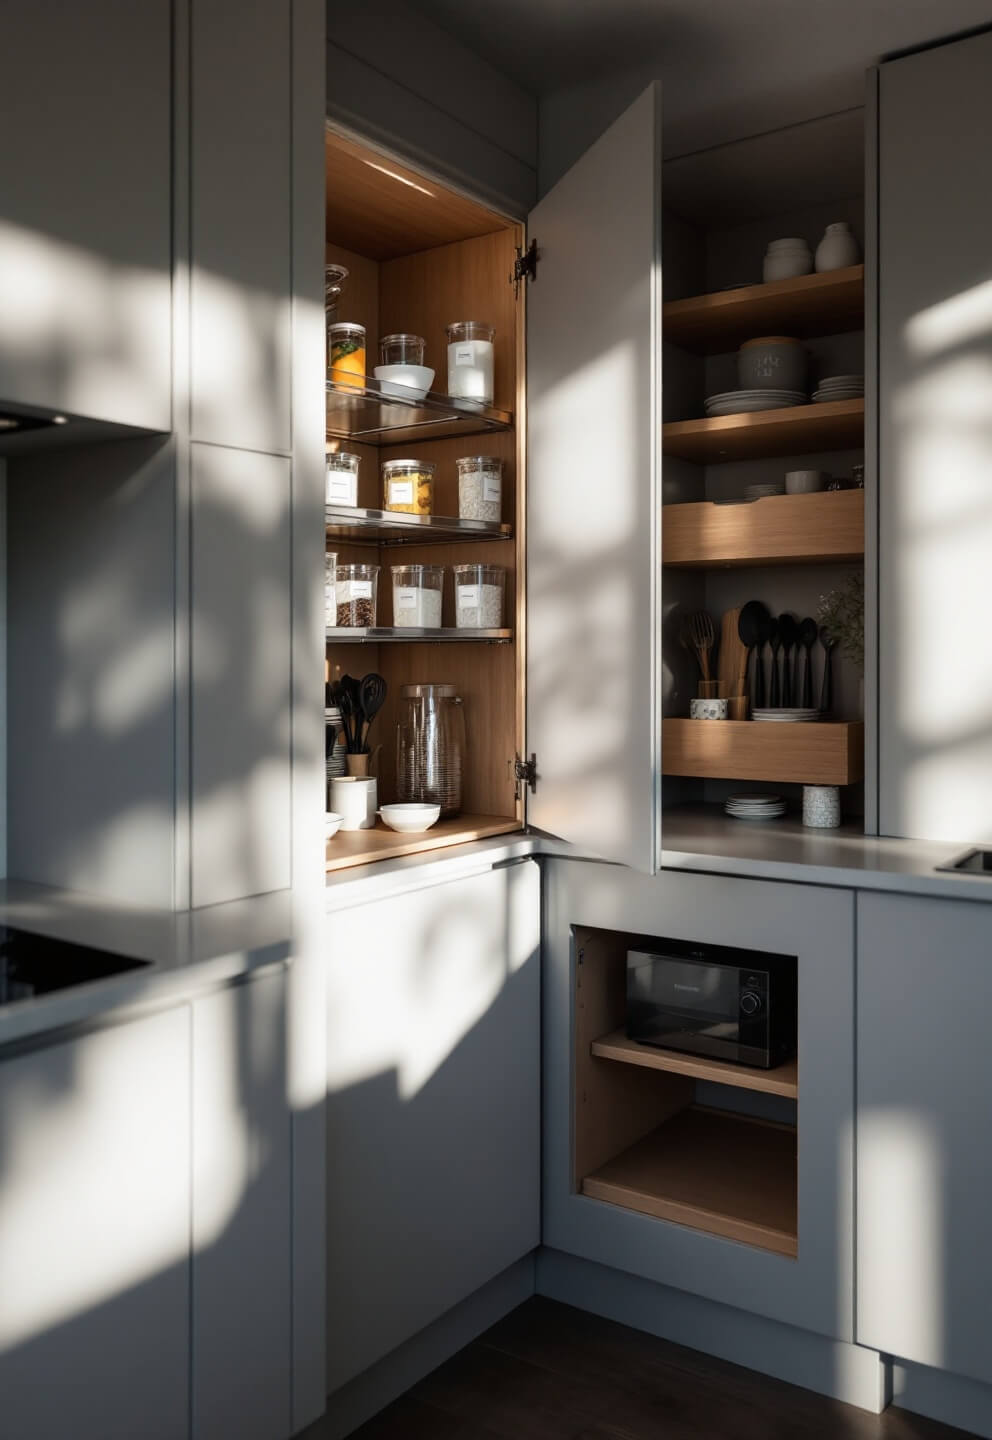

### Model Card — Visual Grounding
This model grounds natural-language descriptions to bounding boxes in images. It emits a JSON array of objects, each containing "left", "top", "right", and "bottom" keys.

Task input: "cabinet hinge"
[
  {"left": 514, "top": 753, "right": 538, "bottom": 797},
  {"left": 511, "top": 239, "right": 538, "bottom": 296}
]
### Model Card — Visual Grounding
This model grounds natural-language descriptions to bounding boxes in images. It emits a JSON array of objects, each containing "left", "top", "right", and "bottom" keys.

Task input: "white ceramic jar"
[
  {"left": 330, "top": 776, "right": 377, "bottom": 831},
  {"left": 814, "top": 222, "right": 860, "bottom": 272},
  {"left": 763, "top": 238, "right": 812, "bottom": 283}
]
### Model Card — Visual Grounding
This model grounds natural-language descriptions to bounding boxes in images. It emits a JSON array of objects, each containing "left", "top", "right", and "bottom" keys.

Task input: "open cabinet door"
[{"left": 526, "top": 85, "right": 662, "bottom": 873}]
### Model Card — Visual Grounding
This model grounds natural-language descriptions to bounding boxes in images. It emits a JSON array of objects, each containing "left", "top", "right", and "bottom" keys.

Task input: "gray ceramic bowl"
[{"left": 737, "top": 336, "right": 807, "bottom": 392}]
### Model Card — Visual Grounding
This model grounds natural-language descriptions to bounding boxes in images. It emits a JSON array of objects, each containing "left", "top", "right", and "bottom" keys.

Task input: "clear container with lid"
[
  {"left": 328, "top": 321, "right": 366, "bottom": 388},
  {"left": 382, "top": 458, "right": 434, "bottom": 515},
  {"left": 391, "top": 564, "right": 443, "bottom": 628},
  {"left": 335, "top": 563, "right": 379, "bottom": 627},
  {"left": 457, "top": 455, "right": 503, "bottom": 523},
  {"left": 325, "top": 549, "right": 338, "bottom": 624},
  {"left": 325, "top": 450, "right": 360, "bottom": 506},
  {"left": 396, "top": 682, "right": 466, "bottom": 816},
  {"left": 453, "top": 563, "right": 505, "bottom": 629},
  {"left": 446, "top": 321, "right": 495, "bottom": 403},
  {"left": 379, "top": 333, "right": 426, "bottom": 366}
]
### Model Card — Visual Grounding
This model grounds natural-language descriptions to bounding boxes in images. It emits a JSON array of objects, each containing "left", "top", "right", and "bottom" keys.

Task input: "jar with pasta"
[
  {"left": 328, "top": 322, "right": 366, "bottom": 389},
  {"left": 382, "top": 458, "right": 434, "bottom": 515}
]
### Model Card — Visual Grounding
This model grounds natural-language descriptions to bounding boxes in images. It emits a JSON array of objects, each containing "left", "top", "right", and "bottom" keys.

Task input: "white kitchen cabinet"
[
  {"left": 0, "top": 1008, "right": 191, "bottom": 1440},
  {"left": 857, "top": 891, "right": 992, "bottom": 1385},
  {"left": 0, "top": 1, "right": 172, "bottom": 431},
  {"left": 324, "top": 859, "right": 541, "bottom": 1392}
]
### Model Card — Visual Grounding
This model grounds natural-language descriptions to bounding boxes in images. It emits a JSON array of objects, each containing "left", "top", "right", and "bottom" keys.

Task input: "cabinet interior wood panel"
[{"left": 191, "top": 444, "right": 292, "bottom": 907}]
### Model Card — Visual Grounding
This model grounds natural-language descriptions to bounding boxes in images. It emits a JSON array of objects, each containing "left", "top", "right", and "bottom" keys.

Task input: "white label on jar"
[
  {"left": 459, "top": 585, "right": 480, "bottom": 607},
  {"left": 341, "top": 580, "right": 372, "bottom": 600},
  {"left": 453, "top": 344, "right": 475, "bottom": 366},
  {"left": 326, "top": 472, "right": 356, "bottom": 504},
  {"left": 395, "top": 587, "right": 419, "bottom": 609},
  {"left": 388, "top": 480, "right": 414, "bottom": 505},
  {"left": 483, "top": 472, "right": 501, "bottom": 504}
]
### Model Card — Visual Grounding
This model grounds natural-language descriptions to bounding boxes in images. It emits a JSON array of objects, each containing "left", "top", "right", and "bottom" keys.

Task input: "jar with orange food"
[{"left": 328, "top": 322, "right": 366, "bottom": 389}]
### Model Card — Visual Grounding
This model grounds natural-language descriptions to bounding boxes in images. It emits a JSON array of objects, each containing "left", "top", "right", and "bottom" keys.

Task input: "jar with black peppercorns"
[{"left": 335, "top": 563, "right": 379, "bottom": 627}]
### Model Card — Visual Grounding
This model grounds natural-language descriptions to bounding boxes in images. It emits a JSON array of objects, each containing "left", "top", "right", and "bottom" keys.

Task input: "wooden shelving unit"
[
  {"left": 591, "top": 1028, "right": 798, "bottom": 1099},
  {"left": 326, "top": 815, "right": 520, "bottom": 872},
  {"left": 663, "top": 719, "right": 864, "bottom": 785},
  {"left": 663, "top": 265, "right": 865, "bottom": 353},
  {"left": 662, "top": 399, "right": 864, "bottom": 464},
  {"left": 581, "top": 1106, "right": 798, "bottom": 1257},
  {"left": 662, "top": 489, "right": 863, "bottom": 568}
]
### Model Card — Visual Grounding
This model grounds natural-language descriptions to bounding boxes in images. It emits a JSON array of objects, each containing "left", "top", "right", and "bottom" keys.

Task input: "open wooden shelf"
[
  {"left": 663, "top": 719, "right": 864, "bottom": 785},
  {"left": 662, "top": 399, "right": 864, "bottom": 464},
  {"left": 663, "top": 489, "right": 863, "bottom": 568},
  {"left": 581, "top": 1105, "right": 798, "bottom": 1257},
  {"left": 663, "top": 265, "right": 865, "bottom": 354},
  {"left": 325, "top": 814, "right": 520, "bottom": 872},
  {"left": 591, "top": 1028, "right": 798, "bottom": 1099}
]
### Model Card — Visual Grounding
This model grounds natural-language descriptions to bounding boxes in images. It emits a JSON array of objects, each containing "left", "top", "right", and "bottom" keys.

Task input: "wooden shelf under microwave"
[
  {"left": 591, "top": 1028, "right": 798, "bottom": 1099},
  {"left": 662, "top": 399, "right": 864, "bottom": 464},
  {"left": 663, "top": 489, "right": 863, "bottom": 568},
  {"left": 663, "top": 719, "right": 864, "bottom": 786},
  {"left": 662, "top": 265, "right": 865, "bottom": 354}
]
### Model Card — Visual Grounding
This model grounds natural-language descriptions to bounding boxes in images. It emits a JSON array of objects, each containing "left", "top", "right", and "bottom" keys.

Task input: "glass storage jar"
[
  {"left": 382, "top": 458, "right": 434, "bottom": 515},
  {"left": 325, "top": 450, "right": 360, "bottom": 506},
  {"left": 324, "top": 263, "right": 349, "bottom": 326},
  {"left": 396, "top": 683, "right": 466, "bottom": 816},
  {"left": 324, "top": 549, "right": 338, "bottom": 625},
  {"left": 453, "top": 564, "right": 506, "bottom": 629},
  {"left": 379, "top": 333, "right": 426, "bottom": 366},
  {"left": 457, "top": 455, "right": 503, "bottom": 523},
  {"left": 328, "top": 322, "right": 366, "bottom": 388},
  {"left": 391, "top": 564, "right": 443, "bottom": 628},
  {"left": 446, "top": 321, "right": 494, "bottom": 403},
  {"left": 334, "top": 563, "right": 379, "bottom": 627}
]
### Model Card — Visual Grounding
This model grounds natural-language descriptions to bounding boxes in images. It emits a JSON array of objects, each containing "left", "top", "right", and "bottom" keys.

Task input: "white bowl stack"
[
  {"left": 326, "top": 707, "right": 347, "bottom": 785},
  {"left": 812, "top": 373, "right": 864, "bottom": 404}
]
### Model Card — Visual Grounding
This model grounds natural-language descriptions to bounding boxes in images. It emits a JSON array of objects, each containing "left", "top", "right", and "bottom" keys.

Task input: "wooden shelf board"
[
  {"left": 663, "top": 399, "right": 864, "bottom": 464},
  {"left": 663, "top": 265, "right": 865, "bottom": 353},
  {"left": 581, "top": 1105, "right": 797, "bottom": 1257},
  {"left": 591, "top": 1029, "right": 798, "bottom": 1099},
  {"left": 325, "top": 814, "right": 520, "bottom": 872},
  {"left": 663, "top": 719, "right": 864, "bottom": 786},
  {"left": 663, "top": 489, "right": 863, "bottom": 568}
]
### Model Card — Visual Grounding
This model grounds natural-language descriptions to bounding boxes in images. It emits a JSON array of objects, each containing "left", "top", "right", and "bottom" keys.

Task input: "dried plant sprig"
[{"left": 817, "top": 574, "right": 864, "bottom": 670}]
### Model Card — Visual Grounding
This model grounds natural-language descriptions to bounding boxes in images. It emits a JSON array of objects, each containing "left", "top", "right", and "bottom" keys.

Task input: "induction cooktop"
[{"left": 0, "top": 925, "right": 150, "bottom": 1007}]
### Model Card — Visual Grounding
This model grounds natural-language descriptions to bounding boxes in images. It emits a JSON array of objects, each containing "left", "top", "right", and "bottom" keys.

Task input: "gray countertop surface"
[{"left": 4, "top": 812, "right": 992, "bottom": 1049}]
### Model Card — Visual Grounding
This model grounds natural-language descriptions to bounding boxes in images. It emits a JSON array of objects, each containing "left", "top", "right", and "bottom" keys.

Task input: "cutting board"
[{"left": 717, "top": 608, "right": 750, "bottom": 700}]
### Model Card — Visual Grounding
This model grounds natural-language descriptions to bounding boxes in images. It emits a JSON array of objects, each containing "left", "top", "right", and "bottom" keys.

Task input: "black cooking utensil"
[
  {"left": 819, "top": 627, "right": 837, "bottom": 714},
  {"left": 777, "top": 613, "right": 798, "bottom": 707},
  {"left": 799, "top": 617, "right": 818, "bottom": 708},
  {"left": 767, "top": 617, "right": 781, "bottom": 707},
  {"left": 338, "top": 674, "right": 362, "bottom": 752},
  {"left": 738, "top": 600, "right": 770, "bottom": 709},
  {"left": 358, "top": 672, "right": 387, "bottom": 747}
]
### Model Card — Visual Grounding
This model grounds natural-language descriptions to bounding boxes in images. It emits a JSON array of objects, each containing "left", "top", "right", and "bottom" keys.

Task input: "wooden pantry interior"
[{"left": 323, "top": 129, "right": 526, "bottom": 871}]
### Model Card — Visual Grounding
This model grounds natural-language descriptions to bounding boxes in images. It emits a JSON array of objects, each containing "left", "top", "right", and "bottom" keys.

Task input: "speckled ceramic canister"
[{"left": 803, "top": 784, "right": 841, "bottom": 828}]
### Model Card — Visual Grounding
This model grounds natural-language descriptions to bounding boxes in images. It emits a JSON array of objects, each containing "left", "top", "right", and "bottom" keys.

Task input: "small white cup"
[
  {"left": 786, "top": 469, "right": 826, "bottom": 494},
  {"left": 690, "top": 698, "right": 728, "bottom": 720},
  {"left": 330, "top": 776, "right": 378, "bottom": 830}
]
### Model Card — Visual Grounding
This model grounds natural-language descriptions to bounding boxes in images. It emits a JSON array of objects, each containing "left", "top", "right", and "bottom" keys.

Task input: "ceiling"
[{"left": 409, "top": 0, "right": 992, "bottom": 158}]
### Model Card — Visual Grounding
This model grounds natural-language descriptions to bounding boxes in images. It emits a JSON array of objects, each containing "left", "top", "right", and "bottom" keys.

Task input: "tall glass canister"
[{"left": 395, "top": 683, "right": 466, "bottom": 817}]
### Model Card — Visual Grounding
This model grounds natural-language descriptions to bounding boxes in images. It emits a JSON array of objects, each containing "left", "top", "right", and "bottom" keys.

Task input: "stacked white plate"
[
  {"left": 812, "top": 374, "right": 864, "bottom": 403},
  {"left": 704, "top": 389, "right": 806, "bottom": 416},
  {"left": 725, "top": 793, "right": 787, "bottom": 820},
  {"left": 744, "top": 482, "right": 785, "bottom": 500},
  {"left": 325, "top": 707, "right": 347, "bottom": 780},
  {"left": 751, "top": 707, "right": 820, "bottom": 722}
]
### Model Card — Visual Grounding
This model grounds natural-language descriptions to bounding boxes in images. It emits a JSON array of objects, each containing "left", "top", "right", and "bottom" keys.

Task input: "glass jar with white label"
[
  {"left": 390, "top": 564, "right": 444, "bottom": 628},
  {"left": 456, "top": 455, "right": 503, "bottom": 523},
  {"left": 382, "top": 458, "right": 434, "bottom": 515},
  {"left": 334, "top": 563, "right": 379, "bottom": 628},
  {"left": 326, "top": 450, "right": 360, "bottom": 507},
  {"left": 325, "top": 549, "right": 338, "bottom": 625},
  {"left": 453, "top": 563, "right": 506, "bottom": 630},
  {"left": 446, "top": 322, "right": 495, "bottom": 404}
]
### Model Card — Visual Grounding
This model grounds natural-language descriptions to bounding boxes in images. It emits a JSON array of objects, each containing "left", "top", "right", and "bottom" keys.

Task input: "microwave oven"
[{"left": 625, "top": 939, "right": 797, "bottom": 1069}]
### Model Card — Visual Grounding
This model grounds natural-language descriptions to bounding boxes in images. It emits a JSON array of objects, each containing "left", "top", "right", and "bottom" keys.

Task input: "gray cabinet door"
[
  {"left": 0, "top": 1, "right": 171, "bottom": 430},
  {"left": 0, "top": 1008, "right": 191, "bottom": 1439},
  {"left": 325, "top": 859, "right": 541, "bottom": 1392},
  {"left": 878, "top": 31, "right": 992, "bottom": 842},
  {"left": 526, "top": 86, "right": 663, "bottom": 872},
  {"left": 858, "top": 892, "right": 992, "bottom": 1383}
]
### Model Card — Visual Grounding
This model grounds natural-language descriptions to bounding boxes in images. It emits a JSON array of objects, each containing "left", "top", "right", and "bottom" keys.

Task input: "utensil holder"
[
  {"left": 728, "top": 696, "right": 748, "bottom": 720},
  {"left": 345, "top": 746, "right": 381, "bottom": 778},
  {"left": 697, "top": 680, "right": 719, "bottom": 698},
  {"left": 330, "top": 776, "right": 378, "bottom": 831}
]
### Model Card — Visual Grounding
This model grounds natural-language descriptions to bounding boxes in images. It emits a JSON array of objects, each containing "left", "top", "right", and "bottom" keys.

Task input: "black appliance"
[
  {"left": 626, "top": 938, "right": 796, "bottom": 1069},
  {"left": 0, "top": 925, "right": 149, "bottom": 1007}
]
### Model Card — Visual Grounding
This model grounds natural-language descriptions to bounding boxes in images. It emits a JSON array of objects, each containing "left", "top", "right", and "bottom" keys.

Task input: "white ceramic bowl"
[
  {"left": 690, "top": 698, "right": 728, "bottom": 720},
  {"left": 378, "top": 803, "right": 441, "bottom": 834},
  {"left": 374, "top": 364, "right": 435, "bottom": 400},
  {"left": 325, "top": 811, "right": 344, "bottom": 839},
  {"left": 785, "top": 469, "right": 826, "bottom": 494}
]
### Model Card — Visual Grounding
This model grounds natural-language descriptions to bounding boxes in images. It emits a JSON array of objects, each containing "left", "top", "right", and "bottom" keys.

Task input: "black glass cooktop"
[{"left": 0, "top": 925, "right": 150, "bottom": 1007}]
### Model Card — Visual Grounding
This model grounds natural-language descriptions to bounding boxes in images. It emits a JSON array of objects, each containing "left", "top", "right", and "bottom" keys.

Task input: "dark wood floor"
[{"left": 349, "top": 1297, "right": 975, "bottom": 1440}]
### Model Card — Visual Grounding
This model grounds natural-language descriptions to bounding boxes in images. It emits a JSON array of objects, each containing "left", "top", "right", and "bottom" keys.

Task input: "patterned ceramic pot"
[{"left": 690, "top": 698, "right": 729, "bottom": 720}]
